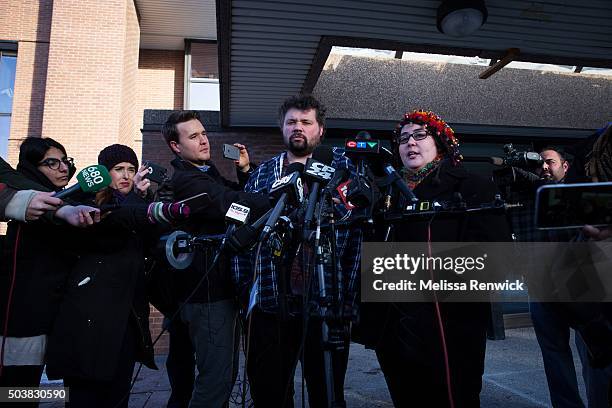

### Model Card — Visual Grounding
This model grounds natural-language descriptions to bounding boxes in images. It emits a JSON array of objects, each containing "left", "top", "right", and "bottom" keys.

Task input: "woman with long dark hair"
[{"left": 0, "top": 137, "right": 77, "bottom": 398}]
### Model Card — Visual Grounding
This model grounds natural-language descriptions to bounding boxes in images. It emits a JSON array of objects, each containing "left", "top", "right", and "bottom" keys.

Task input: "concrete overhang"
[
  {"left": 136, "top": 0, "right": 217, "bottom": 49},
  {"left": 217, "top": 0, "right": 612, "bottom": 130}
]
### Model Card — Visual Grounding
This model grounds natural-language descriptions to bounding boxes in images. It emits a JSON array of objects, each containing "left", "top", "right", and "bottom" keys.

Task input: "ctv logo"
[{"left": 345, "top": 140, "right": 379, "bottom": 150}]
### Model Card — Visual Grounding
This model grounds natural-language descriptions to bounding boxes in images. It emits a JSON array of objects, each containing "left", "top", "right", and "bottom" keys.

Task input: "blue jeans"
[
  {"left": 575, "top": 332, "right": 612, "bottom": 408},
  {"left": 180, "top": 300, "right": 239, "bottom": 408},
  {"left": 531, "top": 301, "right": 585, "bottom": 408}
]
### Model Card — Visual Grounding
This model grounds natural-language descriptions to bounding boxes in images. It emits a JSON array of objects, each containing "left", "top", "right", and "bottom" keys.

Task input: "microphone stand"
[{"left": 311, "top": 191, "right": 346, "bottom": 408}]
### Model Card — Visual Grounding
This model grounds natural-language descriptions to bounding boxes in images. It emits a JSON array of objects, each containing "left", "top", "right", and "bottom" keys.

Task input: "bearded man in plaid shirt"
[{"left": 233, "top": 94, "right": 362, "bottom": 408}]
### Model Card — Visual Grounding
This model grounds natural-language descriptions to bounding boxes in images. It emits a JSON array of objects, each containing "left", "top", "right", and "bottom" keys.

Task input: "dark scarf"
[{"left": 16, "top": 160, "right": 64, "bottom": 192}]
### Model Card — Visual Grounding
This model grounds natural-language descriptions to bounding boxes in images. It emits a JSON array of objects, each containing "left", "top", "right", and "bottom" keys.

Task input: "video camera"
[{"left": 491, "top": 144, "right": 544, "bottom": 190}]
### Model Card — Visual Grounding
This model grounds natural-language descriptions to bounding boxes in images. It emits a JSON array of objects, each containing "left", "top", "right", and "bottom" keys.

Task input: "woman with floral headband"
[{"left": 362, "top": 110, "right": 512, "bottom": 407}]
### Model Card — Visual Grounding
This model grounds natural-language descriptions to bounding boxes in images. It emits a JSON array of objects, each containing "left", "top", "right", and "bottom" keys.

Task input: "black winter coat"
[
  {"left": 360, "top": 162, "right": 512, "bottom": 406},
  {"left": 46, "top": 192, "right": 157, "bottom": 382},
  {"left": 169, "top": 159, "right": 270, "bottom": 303},
  {"left": 0, "top": 162, "right": 72, "bottom": 337}
]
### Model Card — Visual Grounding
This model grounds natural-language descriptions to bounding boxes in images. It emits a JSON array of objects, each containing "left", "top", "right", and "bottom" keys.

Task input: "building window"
[
  {"left": 0, "top": 46, "right": 17, "bottom": 159},
  {"left": 186, "top": 41, "right": 219, "bottom": 111}
]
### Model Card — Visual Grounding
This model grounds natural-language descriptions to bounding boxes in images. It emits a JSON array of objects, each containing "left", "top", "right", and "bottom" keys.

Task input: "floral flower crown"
[{"left": 394, "top": 110, "right": 462, "bottom": 165}]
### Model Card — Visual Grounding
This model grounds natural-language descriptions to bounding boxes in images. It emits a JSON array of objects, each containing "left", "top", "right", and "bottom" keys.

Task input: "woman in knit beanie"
[
  {"left": 45, "top": 143, "right": 174, "bottom": 407},
  {"left": 98, "top": 143, "right": 150, "bottom": 198},
  {"left": 363, "top": 109, "right": 512, "bottom": 407},
  {"left": 392, "top": 109, "right": 461, "bottom": 190}
]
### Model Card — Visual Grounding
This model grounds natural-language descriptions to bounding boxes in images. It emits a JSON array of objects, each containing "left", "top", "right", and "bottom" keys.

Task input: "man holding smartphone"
[{"left": 162, "top": 110, "right": 270, "bottom": 408}]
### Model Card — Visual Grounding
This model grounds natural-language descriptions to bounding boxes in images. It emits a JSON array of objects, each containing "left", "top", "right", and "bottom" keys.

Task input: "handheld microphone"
[
  {"left": 384, "top": 164, "right": 418, "bottom": 203},
  {"left": 303, "top": 147, "right": 335, "bottom": 239},
  {"left": 54, "top": 165, "right": 111, "bottom": 199},
  {"left": 322, "top": 168, "right": 349, "bottom": 197},
  {"left": 224, "top": 207, "right": 273, "bottom": 253},
  {"left": 260, "top": 163, "right": 304, "bottom": 241},
  {"left": 223, "top": 202, "right": 251, "bottom": 240}
]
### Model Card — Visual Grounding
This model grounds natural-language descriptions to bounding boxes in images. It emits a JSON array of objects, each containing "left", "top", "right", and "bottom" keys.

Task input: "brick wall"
[
  {"left": 2, "top": 0, "right": 53, "bottom": 166},
  {"left": 142, "top": 120, "right": 285, "bottom": 354},
  {"left": 118, "top": 0, "right": 140, "bottom": 151},
  {"left": 137, "top": 50, "right": 184, "bottom": 113},
  {"left": 40, "top": 0, "right": 140, "bottom": 169},
  {"left": 135, "top": 49, "right": 185, "bottom": 169}
]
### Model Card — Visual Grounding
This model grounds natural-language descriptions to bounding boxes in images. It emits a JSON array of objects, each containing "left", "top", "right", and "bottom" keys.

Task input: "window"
[
  {"left": 0, "top": 46, "right": 17, "bottom": 159},
  {"left": 186, "top": 41, "right": 219, "bottom": 111}
]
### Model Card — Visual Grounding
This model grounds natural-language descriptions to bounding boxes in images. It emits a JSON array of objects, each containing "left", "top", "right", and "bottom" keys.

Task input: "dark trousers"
[
  {"left": 165, "top": 317, "right": 195, "bottom": 408},
  {"left": 0, "top": 364, "right": 44, "bottom": 408},
  {"left": 64, "top": 323, "right": 136, "bottom": 408},
  {"left": 375, "top": 303, "right": 488, "bottom": 408},
  {"left": 246, "top": 310, "right": 350, "bottom": 408}
]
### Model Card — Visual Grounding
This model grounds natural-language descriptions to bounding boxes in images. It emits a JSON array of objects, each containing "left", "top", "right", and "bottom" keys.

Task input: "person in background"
[
  {"left": 362, "top": 110, "right": 512, "bottom": 407},
  {"left": 46, "top": 144, "right": 186, "bottom": 408},
  {"left": 0, "top": 137, "right": 97, "bottom": 407}
]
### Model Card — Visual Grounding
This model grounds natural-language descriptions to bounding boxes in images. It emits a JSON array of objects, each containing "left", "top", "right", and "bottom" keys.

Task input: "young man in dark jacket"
[{"left": 162, "top": 110, "right": 270, "bottom": 407}]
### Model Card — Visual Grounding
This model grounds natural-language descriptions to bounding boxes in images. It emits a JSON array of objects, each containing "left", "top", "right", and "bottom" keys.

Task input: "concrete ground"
[{"left": 40, "top": 327, "right": 588, "bottom": 407}]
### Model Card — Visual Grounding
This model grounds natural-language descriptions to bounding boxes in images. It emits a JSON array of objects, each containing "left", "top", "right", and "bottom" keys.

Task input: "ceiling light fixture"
[{"left": 437, "top": 0, "right": 488, "bottom": 37}]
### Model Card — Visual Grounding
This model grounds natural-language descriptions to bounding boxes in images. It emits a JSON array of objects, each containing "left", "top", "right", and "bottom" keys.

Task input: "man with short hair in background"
[{"left": 162, "top": 111, "right": 270, "bottom": 407}]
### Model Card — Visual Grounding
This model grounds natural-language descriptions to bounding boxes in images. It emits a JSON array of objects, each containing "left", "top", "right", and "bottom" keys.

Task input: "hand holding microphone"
[{"left": 53, "top": 164, "right": 112, "bottom": 199}]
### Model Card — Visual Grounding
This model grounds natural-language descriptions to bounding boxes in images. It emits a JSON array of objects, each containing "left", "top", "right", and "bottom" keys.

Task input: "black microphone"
[
  {"left": 259, "top": 163, "right": 304, "bottom": 241},
  {"left": 322, "top": 168, "right": 349, "bottom": 197},
  {"left": 223, "top": 202, "right": 250, "bottom": 233},
  {"left": 384, "top": 164, "right": 418, "bottom": 203},
  {"left": 224, "top": 207, "right": 274, "bottom": 253},
  {"left": 303, "top": 147, "right": 335, "bottom": 239}
]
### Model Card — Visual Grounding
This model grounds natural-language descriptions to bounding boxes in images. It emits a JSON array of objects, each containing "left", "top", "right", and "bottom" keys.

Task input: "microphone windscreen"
[
  {"left": 285, "top": 162, "right": 304, "bottom": 176},
  {"left": 355, "top": 130, "right": 372, "bottom": 140},
  {"left": 311, "top": 146, "right": 334, "bottom": 165}
]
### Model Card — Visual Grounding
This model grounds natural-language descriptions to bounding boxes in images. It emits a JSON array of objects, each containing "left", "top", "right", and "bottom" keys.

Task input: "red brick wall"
[
  {"left": 143, "top": 127, "right": 285, "bottom": 354},
  {"left": 40, "top": 0, "right": 140, "bottom": 169},
  {"left": 2, "top": 0, "right": 53, "bottom": 166},
  {"left": 137, "top": 50, "right": 184, "bottom": 116},
  {"left": 119, "top": 0, "right": 140, "bottom": 150}
]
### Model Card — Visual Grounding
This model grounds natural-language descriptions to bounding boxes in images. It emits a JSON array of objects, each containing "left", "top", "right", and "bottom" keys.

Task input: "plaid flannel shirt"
[{"left": 232, "top": 149, "right": 363, "bottom": 313}]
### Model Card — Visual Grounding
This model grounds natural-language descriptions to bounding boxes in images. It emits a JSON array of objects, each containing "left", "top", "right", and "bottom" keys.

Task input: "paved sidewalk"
[{"left": 41, "top": 327, "right": 587, "bottom": 407}]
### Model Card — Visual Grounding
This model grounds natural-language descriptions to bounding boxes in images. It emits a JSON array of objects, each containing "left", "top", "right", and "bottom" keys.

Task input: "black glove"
[{"left": 156, "top": 180, "right": 175, "bottom": 203}]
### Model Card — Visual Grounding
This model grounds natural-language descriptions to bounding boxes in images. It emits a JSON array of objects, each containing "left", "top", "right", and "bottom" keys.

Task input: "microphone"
[
  {"left": 54, "top": 165, "right": 111, "bottom": 199},
  {"left": 224, "top": 207, "right": 273, "bottom": 253},
  {"left": 384, "top": 164, "right": 418, "bottom": 203},
  {"left": 303, "top": 147, "right": 335, "bottom": 239},
  {"left": 222, "top": 202, "right": 251, "bottom": 240},
  {"left": 260, "top": 163, "right": 304, "bottom": 242},
  {"left": 322, "top": 168, "right": 349, "bottom": 197}
]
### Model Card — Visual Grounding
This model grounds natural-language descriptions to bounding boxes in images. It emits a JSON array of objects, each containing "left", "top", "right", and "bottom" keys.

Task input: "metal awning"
[{"left": 218, "top": 0, "right": 612, "bottom": 127}]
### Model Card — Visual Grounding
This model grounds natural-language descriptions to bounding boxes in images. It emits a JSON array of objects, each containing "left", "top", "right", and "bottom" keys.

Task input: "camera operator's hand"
[
  {"left": 133, "top": 165, "right": 152, "bottom": 198},
  {"left": 55, "top": 205, "right": 101, "bottom": 227},
  {"left": 582, "top": 225, "right": 611, "bottom": 241},
  {"left": 234, "top": 143, "right": 251, "bottom": 173},
  {"left": 26, "top": 191, "right": 62, "bottom": 221}
]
